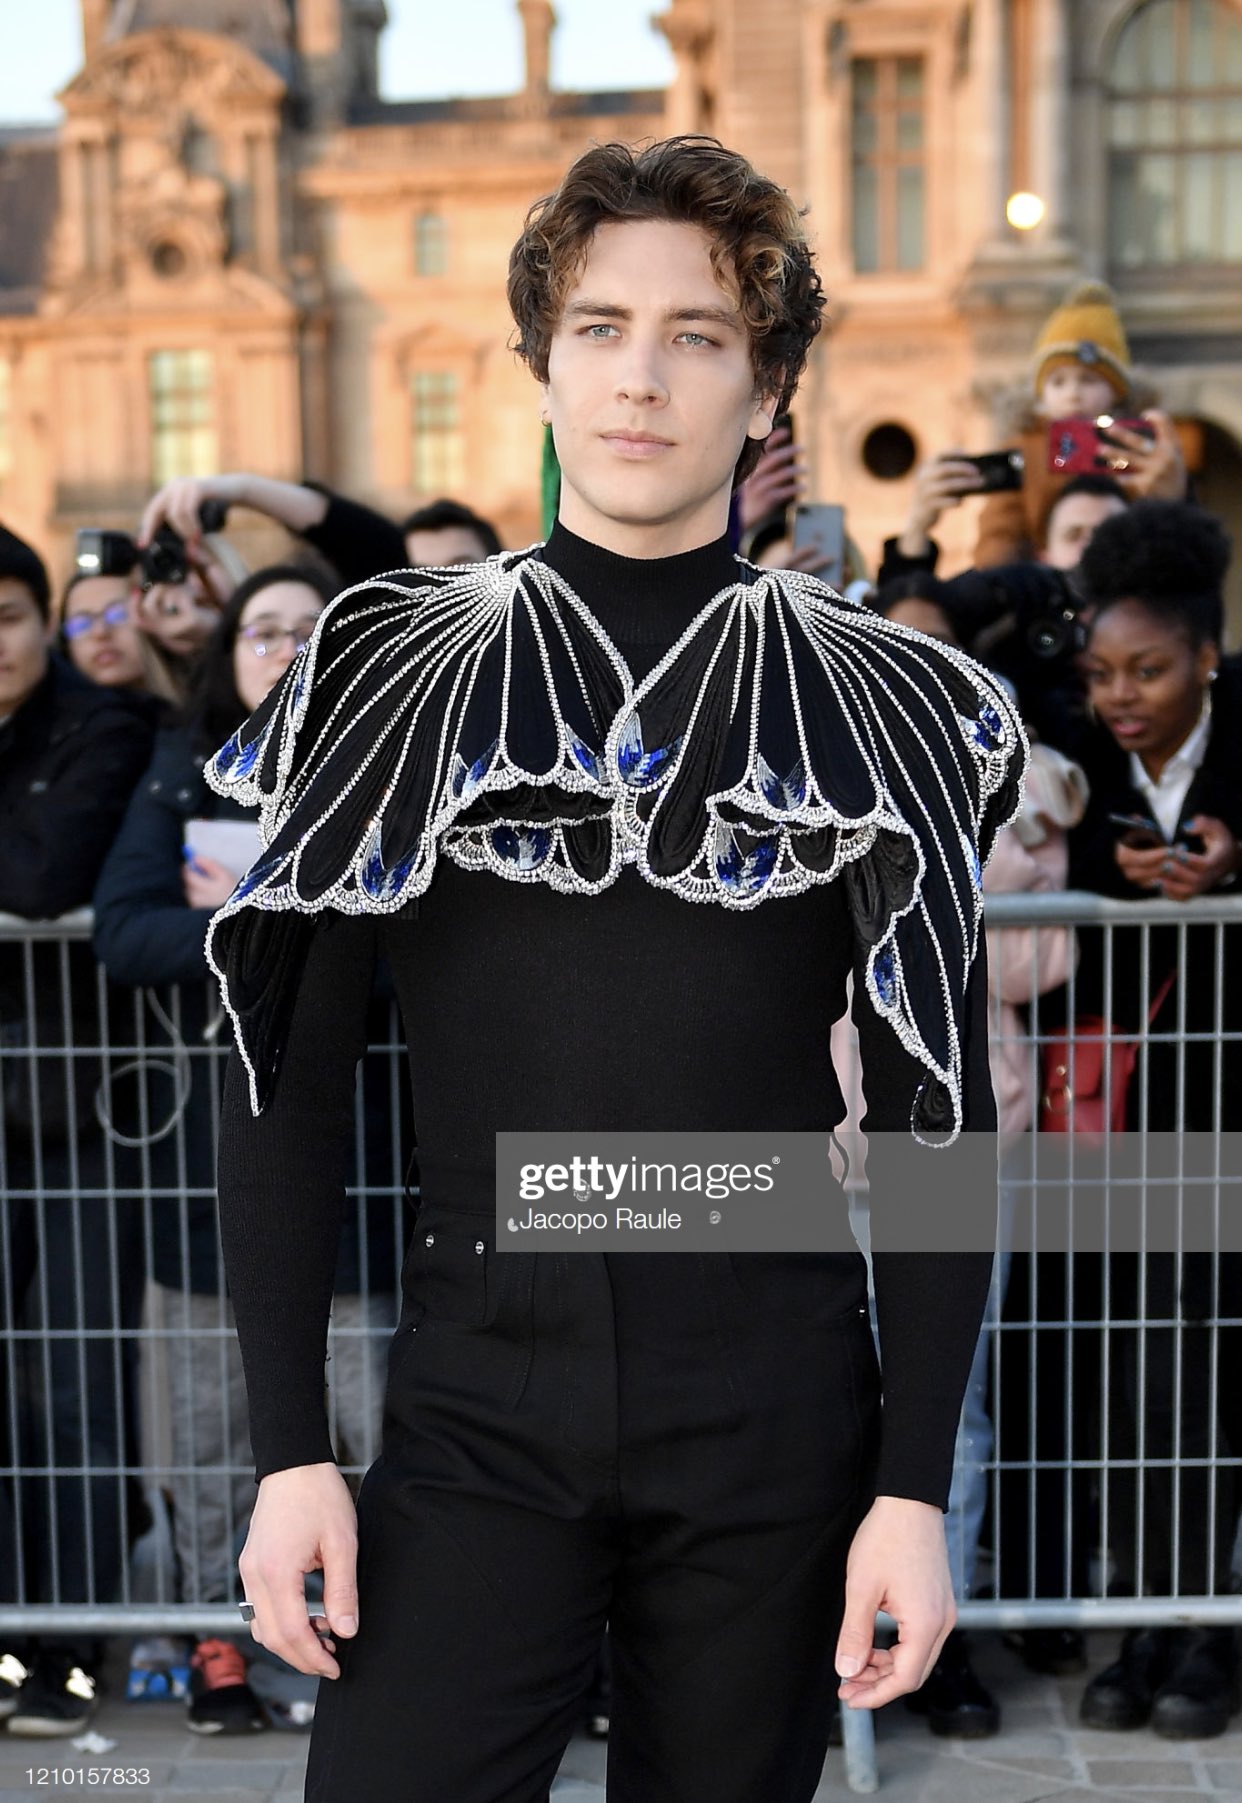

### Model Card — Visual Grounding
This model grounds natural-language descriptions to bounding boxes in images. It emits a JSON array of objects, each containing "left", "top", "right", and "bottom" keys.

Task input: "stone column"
[{"left": 518, "top": 0, "right": 556, "bottom": 105}]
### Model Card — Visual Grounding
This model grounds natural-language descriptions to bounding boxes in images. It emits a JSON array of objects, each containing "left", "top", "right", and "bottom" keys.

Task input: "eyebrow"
[{"left": 563, "top": 299, "right": 743, "bottom": 332}]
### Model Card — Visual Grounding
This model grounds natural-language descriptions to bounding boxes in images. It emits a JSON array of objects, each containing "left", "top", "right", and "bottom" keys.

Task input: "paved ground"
[{"left": 0, "top": 1633, "right": 1238, "bottom": 1802}]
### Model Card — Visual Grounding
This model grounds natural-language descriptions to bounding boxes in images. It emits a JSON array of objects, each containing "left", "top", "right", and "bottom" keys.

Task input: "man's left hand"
[{"left": 835, "top": 1495, "right": 955, "bottom": 1709}]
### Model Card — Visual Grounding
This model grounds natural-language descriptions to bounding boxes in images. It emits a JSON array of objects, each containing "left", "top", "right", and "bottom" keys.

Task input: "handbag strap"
[{"left": 1144, "top": 968, "right": 1177, "bottom": 1028}]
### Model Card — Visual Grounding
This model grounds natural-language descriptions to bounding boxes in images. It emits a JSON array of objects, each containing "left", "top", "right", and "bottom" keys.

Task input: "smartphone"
[
  {"left": 1107, "top": 811, "right": 1164, "bottom": 850},
  {"left": 1048, "top": 417, "right": 1155, "bottom": 475},
  {"left": 792, "top": 503, "right": 846, "bottom": 590},
  {"left": 961, "top": 449, "right": 1024, "bottom": 493}
]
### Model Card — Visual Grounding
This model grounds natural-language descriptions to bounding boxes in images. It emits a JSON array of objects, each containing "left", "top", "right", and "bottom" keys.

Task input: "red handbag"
[{"left": 1039, "top": 970, "right": 1176, "bottom": 1139}]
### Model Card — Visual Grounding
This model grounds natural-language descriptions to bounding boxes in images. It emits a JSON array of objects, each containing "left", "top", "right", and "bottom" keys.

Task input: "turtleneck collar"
[{"left": 538, "top": 518, "right": 741, "bottom": 657}]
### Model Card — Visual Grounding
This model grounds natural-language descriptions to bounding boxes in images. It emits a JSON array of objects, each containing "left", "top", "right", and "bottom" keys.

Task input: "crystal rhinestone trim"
[{"left": 203, "top": 549, "right": 1028, "bottom": 1137}]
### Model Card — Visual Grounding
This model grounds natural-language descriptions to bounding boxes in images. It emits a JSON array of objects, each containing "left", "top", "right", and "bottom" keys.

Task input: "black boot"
[
  {"left": 1080, "top": 1626, "right": 1173, "bottom": 1730},
  {"left": 1150, "top": 1627, "right": 1240, "bottom": 1740},
  {"left": 1004, "top": 1627, "right": 1087, "bottom": 1675},
  {"left": 905, "top": 1630, "right": 1000, "bottom": 1738}
]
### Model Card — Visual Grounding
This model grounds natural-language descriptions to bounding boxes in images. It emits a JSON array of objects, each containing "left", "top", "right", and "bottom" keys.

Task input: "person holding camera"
[
  {"left": 893, "top": 284, "right": 1186, "bottom": 574},
  {"left": 138, "top": 476, "right": 502, "bottom": 595}
]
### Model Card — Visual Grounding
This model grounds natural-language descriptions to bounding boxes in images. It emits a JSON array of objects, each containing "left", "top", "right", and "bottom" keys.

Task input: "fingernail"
[
  {"left": 837, "top": 1655, "right": 863, "bottom": 1677},
  {"left": 338, "top": 1614, "right": 358, "bottom": 1635}
]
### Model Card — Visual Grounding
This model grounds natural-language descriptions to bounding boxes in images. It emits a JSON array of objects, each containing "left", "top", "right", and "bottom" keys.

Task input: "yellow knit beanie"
[{"left": 1032, "top": 281, "right": 1131, "bottom": 401}]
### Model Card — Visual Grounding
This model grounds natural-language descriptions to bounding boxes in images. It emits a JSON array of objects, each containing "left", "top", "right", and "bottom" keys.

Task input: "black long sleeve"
[
  {"left": 301, "top": 489, "right": 408, "bottom": 589},
  {"left": 857, "top": 938, "right": 997, "bottom": 1509},
  {"left": 217, "top": 913, "right": 377, "bottom": 1476}
]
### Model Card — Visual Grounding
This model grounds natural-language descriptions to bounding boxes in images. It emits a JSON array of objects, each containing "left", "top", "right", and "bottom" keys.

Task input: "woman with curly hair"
[{"left": 1069, "top": 500, "right": 1242, "bottom": 1741}]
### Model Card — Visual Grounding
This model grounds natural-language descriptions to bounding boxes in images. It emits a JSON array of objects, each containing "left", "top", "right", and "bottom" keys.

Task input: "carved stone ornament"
[{"left": 60, "top": 28, "right": 284, "bottom": 120}]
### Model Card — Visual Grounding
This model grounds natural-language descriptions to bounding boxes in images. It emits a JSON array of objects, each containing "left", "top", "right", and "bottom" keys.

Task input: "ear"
[
  {"left": 1198, "top": 639, "right": 1220, "bottom": 685},
  {"left": 538, "top": 379, "right": 552, "bottom": 428},
  {"left": 742, "top": 384, "right": 778, "bottom": 439}
]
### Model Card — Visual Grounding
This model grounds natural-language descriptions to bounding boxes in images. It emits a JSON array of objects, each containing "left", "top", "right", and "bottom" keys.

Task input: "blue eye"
[
  {"left": 586, "top": 323, "right": 617, "bottom": 338},
  {"left": 679, "top": 332, "right": 713, "bottom": 347}
]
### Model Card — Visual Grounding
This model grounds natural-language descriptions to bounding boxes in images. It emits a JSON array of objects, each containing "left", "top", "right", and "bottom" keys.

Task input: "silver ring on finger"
[{"left": 238, "top": 1601, "right": 256, "bottom": 1623}]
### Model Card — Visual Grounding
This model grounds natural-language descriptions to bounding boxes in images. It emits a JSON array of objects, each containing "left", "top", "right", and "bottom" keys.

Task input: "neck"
[
  {"left": 539, "top": 518, "right": 740, "bottom": 666},
  {"left": 555, "top": 489, "right": 734, "bottom": 561}
]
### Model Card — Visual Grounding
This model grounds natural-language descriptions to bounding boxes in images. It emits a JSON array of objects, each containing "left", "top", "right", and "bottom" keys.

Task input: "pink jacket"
[{"left": 983, "top": 744, "right": 1086, "bottom": 1140}]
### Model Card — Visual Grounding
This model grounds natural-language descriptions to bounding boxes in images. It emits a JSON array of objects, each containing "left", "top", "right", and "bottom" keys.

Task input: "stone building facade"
[{"left": 0, "top": 0, "right": 1240, "bottom": 633}]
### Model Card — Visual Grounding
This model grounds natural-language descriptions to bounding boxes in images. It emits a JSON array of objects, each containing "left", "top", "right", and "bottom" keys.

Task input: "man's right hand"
[{"left": 238, "top": 1462, "right": 360, "bottom": 1679}]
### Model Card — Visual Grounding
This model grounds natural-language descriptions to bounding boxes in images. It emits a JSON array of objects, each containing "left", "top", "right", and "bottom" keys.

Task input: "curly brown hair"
[{"left": 507, "top": 136, "right": 826, "bottom": 482}]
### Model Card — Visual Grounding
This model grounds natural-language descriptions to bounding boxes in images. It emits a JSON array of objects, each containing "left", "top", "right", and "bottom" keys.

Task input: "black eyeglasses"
[{"left": 63, "top": 602, "right": 131, "bottom": 640}]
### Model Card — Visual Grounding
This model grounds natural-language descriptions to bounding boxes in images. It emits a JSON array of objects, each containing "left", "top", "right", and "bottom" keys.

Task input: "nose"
[{"left": 613, "top": 336, "right": 668, "bottom": 407}]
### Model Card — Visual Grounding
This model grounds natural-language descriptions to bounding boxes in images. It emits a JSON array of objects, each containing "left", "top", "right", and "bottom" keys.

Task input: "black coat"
[
  {"left": 0, "top": 655, "right": 155, "bottom": 921},
  {"left": 0, "top": 658, "right": 155, "bottom": 1171},
  {"left": 93, "top": 724, "right": 402, "bottom": 1296}
]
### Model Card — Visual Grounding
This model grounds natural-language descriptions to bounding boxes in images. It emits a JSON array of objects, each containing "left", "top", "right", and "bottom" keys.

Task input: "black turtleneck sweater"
[{"left": 217, "top": 522, "right": 995, "bottom": 1508}]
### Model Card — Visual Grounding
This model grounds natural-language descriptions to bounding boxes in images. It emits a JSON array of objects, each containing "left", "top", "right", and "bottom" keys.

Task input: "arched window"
[
  {"left": 1108, "top": 0, "right": 1242, "bottom": 269},
  {"left": 414, "top": 212, "right": 448, "bottom": 277}
]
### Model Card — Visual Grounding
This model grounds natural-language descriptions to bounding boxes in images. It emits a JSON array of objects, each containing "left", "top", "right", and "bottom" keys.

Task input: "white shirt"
[{"left": 1129, "top": 692, "right": 1212, "bottom": 842}]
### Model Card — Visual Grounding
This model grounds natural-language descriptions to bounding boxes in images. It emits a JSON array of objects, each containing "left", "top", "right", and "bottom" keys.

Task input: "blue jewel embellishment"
[
  {"left": 568, "top": 730, "right": 603, "bottom": 782},
  {"left": 961, "top": 830, "right": 982, "bottom": 891},
  {"left": 491, "top": 825, "right": 551, "bottom": 870},
  {"left": 873, "top": 945, "right": 897, "bottom": 1007},
  {"left": 233, "top": 852, "right": 287, "bottom": 901},
  {"left": 617, "top": 714, "right": 681, "bottom": 787},
  {"left": 973, "top": 701, "right": 1003, "bottom": 751},
  {"left": 714, "top": 825, "right": 778, "bottom": 896},
  {"left": 214, "top": 728, "right": 263, "bottom": 784},
  {"left": 756, "top": 752, "right": 807, "bottom": 812},
  {"left": 360, "top": 821, "right": 418, "bottom": 901},
  {"left": 451, "top": 738, "right": 498, "bottom": 802}
]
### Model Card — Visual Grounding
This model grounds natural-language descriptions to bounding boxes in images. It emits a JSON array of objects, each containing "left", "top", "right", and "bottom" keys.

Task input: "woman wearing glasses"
[
  {"left": 58, "top": 569, "right": 176, "bottom": 703},
  {"left": 94, "top": 563, "right": 407, "bottom": 1735}
]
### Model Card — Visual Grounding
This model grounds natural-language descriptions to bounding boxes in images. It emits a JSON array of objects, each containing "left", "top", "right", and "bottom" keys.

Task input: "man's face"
[
  {"left": 405, "top": 525, "right": 491, "bottom": 567},
  {"left": 1036, "top": 363, "right": 1119, "bottom": 421},
  {"left": 0, "top": 579, "right": 51, "bottom": 717},
  {"left": 542, "top": 218, "right": 776, "bottom": 556},
  {"left": 1039, "top": 492, "right": 1127, "bottom": 571}
]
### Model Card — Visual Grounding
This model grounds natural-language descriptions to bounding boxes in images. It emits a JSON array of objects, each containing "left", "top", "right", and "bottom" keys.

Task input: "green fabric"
[{"left": 540, "top": 425, "right": 561, "bottom": 539}]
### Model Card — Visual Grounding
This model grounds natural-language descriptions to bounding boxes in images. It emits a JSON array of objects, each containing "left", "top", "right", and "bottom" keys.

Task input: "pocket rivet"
[
  {"left": 475, "top": 1240, "right": 484, "bottom": 1254},
  {"left": 425, "top": 1232, "right": 435, "bottom": 1247}
]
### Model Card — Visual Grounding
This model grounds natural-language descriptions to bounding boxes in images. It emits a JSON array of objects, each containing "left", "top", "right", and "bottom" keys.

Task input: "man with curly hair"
[{"left": 208, "top": 138, "right": 1025, "bottom": 1800}]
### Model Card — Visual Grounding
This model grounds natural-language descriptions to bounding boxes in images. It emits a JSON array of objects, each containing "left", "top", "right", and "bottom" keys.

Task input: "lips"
[
  {"left": 1106, "top": 717, "right": 1149, "bottom": 738},
  {"left": 603, "top": 431, "right": 674, "bottom": 457}
]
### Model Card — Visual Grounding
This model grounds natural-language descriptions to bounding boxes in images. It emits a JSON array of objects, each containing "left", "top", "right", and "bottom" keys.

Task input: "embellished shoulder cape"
[{"left": 203, "top": 547, "right": 1028, "bottom": 1142}]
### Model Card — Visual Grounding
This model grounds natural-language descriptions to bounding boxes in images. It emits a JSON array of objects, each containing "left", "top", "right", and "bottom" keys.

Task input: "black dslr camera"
[
  {"left": 74, "top": 499, "right": 228, "bottom": 590},
  {"left": 937, "top": 560, "right": 1092, "bottom": 753}
]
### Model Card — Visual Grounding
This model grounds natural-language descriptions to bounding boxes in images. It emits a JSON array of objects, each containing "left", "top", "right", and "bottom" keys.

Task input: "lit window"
[
  {"left": 148, "top": 350, "right": 217, "bottom": 483},
  {"left": 850, "top": 57, "right": 925, "bottom": 274},
  {"left": 414, "top": 212, "right": 448, "bottom": 277},
  {"left": 1109, "top": 0, "right": 1242, "bottom": 268},
  {"left": 410, "top": 370, "right": 465, "bottom": 494}
]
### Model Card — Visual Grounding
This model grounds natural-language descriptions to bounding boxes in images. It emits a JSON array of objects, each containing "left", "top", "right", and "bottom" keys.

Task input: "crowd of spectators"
[{"left": 0, "top": 276, "right": 1239, "bottom": 1751}]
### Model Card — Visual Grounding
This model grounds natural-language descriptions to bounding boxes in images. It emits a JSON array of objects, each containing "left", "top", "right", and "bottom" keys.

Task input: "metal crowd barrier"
[{"left": 2, "top": 900, "right": 1240, "bottom": 1729}]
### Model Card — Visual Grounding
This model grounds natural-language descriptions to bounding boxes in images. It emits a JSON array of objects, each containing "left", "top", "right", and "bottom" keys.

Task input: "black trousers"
[{"left": 306, "top": 1206, "right": 880, "bottom": 1803}]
